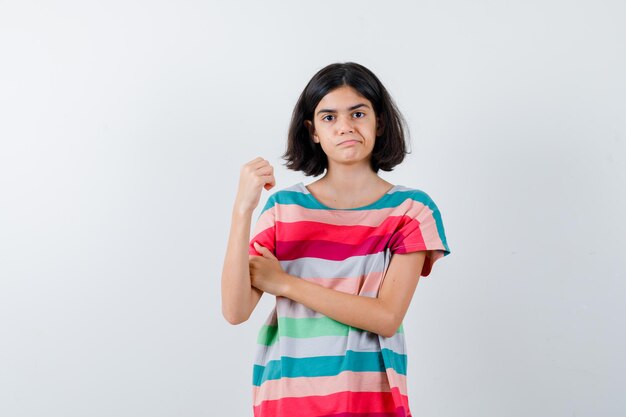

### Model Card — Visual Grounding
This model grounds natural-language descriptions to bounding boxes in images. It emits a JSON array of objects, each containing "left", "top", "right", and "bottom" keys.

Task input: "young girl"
[{"left": 221, "top": 62, "right": 451, "bottom": 417}]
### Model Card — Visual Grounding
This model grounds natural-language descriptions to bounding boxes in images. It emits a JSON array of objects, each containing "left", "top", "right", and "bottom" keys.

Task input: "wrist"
[
  {"left": 279, "top": 272, "right": 298, "bottom": 298},
  {"left": 232, "top": 205, "right": 254, "bottom": 218}
]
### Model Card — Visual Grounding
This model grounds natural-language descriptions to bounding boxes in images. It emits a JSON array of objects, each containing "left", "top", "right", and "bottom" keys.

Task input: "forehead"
[{"left": 315, "top": 85, "right": 372, "bottom": 110}]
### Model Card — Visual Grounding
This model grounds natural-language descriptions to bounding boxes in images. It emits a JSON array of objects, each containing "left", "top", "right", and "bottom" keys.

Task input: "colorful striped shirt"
[{"left": 248, "top": 182, "right": 451, "bottom": 417}]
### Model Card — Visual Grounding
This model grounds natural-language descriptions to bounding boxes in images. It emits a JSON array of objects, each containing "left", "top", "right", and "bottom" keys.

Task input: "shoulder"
[{"left": 389, "top": 185, "right": 439, "bottom": 209}]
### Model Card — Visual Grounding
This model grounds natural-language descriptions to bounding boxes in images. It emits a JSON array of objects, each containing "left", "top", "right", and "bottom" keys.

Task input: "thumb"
[{"left": 254, "top": 242, "right": 276, "bottom": 259}]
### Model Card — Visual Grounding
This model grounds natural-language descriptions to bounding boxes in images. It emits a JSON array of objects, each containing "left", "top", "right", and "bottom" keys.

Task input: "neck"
[{"left": 320, "top": 160, "right": 383, "bottom": 193}]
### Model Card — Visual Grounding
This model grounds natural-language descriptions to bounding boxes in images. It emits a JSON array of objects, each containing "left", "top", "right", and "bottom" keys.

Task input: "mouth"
[{"left": 338, "top": 139, "right": 361, "bottom": 146}]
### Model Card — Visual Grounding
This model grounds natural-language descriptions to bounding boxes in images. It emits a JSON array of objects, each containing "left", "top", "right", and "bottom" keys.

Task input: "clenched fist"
[{"left": 233, "top": 157, "right": 276, "bottom": 215}]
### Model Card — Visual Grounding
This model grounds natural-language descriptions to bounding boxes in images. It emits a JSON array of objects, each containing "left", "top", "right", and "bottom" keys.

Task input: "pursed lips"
[{"left": 337, "top": 139, "right": 361, "bottom": 146}]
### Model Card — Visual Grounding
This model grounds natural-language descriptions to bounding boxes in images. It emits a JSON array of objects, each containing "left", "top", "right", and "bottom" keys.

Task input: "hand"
[
  {"left": 249, "top": 242, "right": 290, "bottom": 296},
  {"left": 234, "top": 157, "right": 276, "bottom": 214}
]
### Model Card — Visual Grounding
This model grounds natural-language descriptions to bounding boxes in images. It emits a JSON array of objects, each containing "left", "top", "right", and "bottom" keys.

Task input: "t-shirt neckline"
[{"left": 298, "top": 182, "right": 399, "bottom": 211}]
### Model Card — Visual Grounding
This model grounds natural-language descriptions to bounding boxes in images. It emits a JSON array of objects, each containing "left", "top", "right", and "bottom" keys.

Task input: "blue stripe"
[
  {"left": 252, "top": 348, "right": 407, "bottom": 386},
  {"left": 261, "top": 188, "right": 439, "bottom": 212}
]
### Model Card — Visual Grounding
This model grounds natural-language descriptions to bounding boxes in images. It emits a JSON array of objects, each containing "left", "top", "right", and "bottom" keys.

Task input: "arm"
[
  {"left": 250, "top": 243, "right": 426, "bottom": 337},
  {"left": 220, "top": 158, "right": 275, "bottom": 325}
]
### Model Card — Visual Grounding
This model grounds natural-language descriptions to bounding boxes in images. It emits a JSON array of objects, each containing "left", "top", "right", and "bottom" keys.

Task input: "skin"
[
  {"left": 304, "top": 85, "right": 393, "bottom": 207},
  {"left": 221, "top": 157, "right": 275, "bottom": 324},
  {"left": 221, "top": 86, "right": 427, "bottom": 337}
]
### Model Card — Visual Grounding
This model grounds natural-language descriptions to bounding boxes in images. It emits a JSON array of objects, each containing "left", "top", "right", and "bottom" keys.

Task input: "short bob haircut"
[{"left": 283, "top": 62, "right": 409, "bottom": 177}]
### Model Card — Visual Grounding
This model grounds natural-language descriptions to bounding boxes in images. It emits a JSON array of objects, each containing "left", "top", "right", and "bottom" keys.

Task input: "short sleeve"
[
  {"left": 249, "top": 195, "right": 277, "bottom": 257},
  {"left": 388, "top": 191, "right": 451, "bottom": 277}
]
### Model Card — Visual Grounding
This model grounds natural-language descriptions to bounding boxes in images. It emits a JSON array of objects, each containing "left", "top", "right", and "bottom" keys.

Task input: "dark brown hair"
[{"left": 283, "top": 62, "right": 409, "bottom": 176}]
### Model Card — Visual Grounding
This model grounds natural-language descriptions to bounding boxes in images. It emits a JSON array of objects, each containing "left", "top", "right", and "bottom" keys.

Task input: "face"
[{"left": 305, "top": 85, "right": 382, "bottom": 169}]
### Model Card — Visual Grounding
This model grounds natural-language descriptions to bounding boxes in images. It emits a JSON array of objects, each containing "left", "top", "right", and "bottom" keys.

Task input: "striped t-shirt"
[{"left": 248, "top": 182, "right": 450, "bottom": 417}]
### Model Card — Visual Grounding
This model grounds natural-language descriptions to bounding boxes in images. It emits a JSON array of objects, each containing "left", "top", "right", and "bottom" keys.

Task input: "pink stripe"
[
  {"left": 387, "top": 218, "right": 425, "bottom": 252},
  {"left": 251, "top": 201, "right": 444, "bottom": 260},
  {"left": 253, "top": 389, "right": 406, "bottom": 417},
  {"left": 385, "top": 369, "right": 408, "bottom": 397},
  {"left": 249, "top": 227, "right": 276, "bottom": 255},
  {"left": 278, "top": 221, "right": 387, "bottom": 245},
  {"left": 419, "top": 213, "right": 445, "bottom": 249},
  {"left": 276, "top": 216, "right": 416, "bottom": 245},
  {"left": 253, "top": 207, "right": 276, "bottom": 234},
  {"left": 276, "top": 234, "right": 391, "bottom": 261},
  {"left": 253, "top": 370, "right": 408, "bottom": 406},
  {"left": 315, "top": 411, "right": 406, "bottom": 417},
  {"left": 275, "top": 199, "right": 428, "bottom": 227}
]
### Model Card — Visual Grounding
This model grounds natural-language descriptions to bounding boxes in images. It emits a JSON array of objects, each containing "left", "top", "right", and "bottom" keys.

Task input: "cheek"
[{"left": 317, "top": 140, "right": 332, "bottom": 154}]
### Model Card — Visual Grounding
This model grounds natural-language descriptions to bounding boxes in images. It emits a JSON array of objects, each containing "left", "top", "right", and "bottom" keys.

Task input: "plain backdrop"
[{"left": 1, "top": 1, "right": 625, "bottom": 416}]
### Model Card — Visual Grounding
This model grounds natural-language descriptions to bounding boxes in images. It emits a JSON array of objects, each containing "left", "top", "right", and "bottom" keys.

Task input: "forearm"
[
  {"left": 221, "top": 209, "right": 261, "bottom": 324},
  {"left": 282, "top": 274, "right": 400, "bottom": 338}
]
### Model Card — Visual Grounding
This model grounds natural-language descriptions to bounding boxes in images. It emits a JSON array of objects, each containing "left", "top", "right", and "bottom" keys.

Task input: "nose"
[{"left": 337, "top": 115, "right": 354, "bottom": 135}]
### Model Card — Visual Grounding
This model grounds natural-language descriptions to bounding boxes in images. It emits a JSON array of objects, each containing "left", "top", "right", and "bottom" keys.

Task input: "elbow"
[
  {"left": 222, "top": 311, "right": 247, "bottom": 325},
  {"left": 379, "top": 326, "right": 399, "bottom": 339},
  {"left": 378, "top": 312, "right": 402, "bottom": 338},
  {"left": 222, "top": 306, "right": 250, "bottom": 325}
]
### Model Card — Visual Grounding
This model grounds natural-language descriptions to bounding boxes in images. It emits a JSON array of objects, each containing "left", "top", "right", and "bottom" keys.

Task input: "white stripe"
[
  {"left": 254, "top": 332, "right": 407, "bottom": 366},
  {"left": 279, "top": 250, "right": 391, "bottom": 279}
]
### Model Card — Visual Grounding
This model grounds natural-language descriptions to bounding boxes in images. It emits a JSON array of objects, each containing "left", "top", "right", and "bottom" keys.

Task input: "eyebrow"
[{"left": 316, "top": 103, "right": 370, "bottom": 115}]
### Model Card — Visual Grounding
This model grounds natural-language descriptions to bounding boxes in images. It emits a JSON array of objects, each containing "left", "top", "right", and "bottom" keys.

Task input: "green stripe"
[
  {"left": 252, "top": 348, "right": 407, "bottom": 386},
  {"left": 256, "top": 322, "right": 279, "bottom": 346},
  {"left": 257, "top": 317, "right": 404, "bottom": 346}
]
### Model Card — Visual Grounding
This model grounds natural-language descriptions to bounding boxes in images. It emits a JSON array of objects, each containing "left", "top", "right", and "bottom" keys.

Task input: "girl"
[{"left": 221, "top": 62, "right": 451, "bottom": 417}]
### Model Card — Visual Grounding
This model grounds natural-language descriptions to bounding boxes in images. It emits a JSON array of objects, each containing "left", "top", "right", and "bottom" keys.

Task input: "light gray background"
[{"left": 1, "top": 0, "right": 624, "bottom": 416}]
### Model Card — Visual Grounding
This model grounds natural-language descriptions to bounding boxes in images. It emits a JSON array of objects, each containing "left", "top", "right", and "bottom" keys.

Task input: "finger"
[
  {"left": 248, "top": 158, "right": 270, "bottom": 170},
  {"left": 241, "top": 158, "right": 268, "bottom": 175},
  {"left": 262, "top": 175, "right": 276, "bottom": 190},
  {"left": 250, "top": 245, "right": 263, "bottom": 258},
  {"left": 254, "top": 242, "right": 276, "bottom": 259},
  {"left": 255, "top": 164, "right": 274, "bottom": 176}
]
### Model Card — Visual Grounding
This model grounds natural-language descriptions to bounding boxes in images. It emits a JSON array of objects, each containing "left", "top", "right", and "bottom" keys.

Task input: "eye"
[
  {"left": 322, "top": 115, "right": 335, "bottom": 122},
  {"left": 353, "top": 111, "right": 365, "bottom": 118}
]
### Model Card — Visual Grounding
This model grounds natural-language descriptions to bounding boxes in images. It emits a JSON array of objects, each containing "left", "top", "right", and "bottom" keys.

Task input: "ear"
[{"left": 304, "top": 120, "right": 319, "bottom": 143}]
